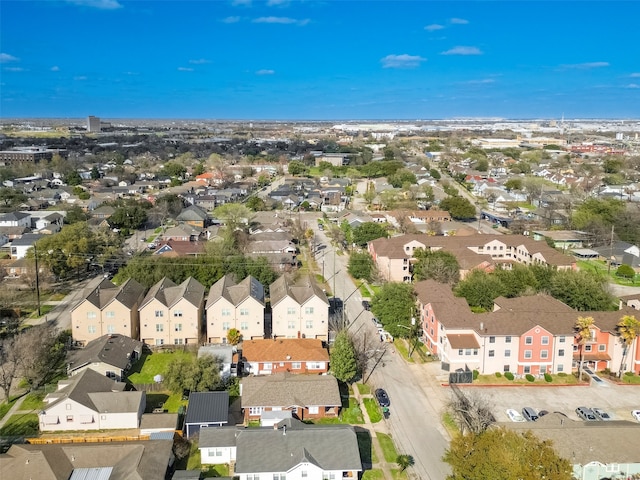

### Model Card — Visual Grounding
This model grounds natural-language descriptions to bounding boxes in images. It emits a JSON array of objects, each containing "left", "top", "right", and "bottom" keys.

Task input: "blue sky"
[{"left": 1, "top": 0, "right": 639, "bottom": 120}]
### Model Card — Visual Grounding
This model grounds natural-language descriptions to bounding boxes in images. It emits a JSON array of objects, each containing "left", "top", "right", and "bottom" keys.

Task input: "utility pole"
[
  {"left": 34, "top": 242, "right": 41, "bottom": 317},
  {"left": 607, "top": 225, "right": 615, "bottom": 274}
]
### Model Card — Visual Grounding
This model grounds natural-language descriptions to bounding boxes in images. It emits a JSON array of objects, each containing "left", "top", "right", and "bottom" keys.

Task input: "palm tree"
[
  {"left": 226, "top": 328, "right": 242, "bottom": 346},
  {"left": 396, "top": 454, "right": 415, "bottom": 472},
  {"left": 575, "top": 316, "right": 595, "bottom": 382},
  {"left": 617, "top": 315, "right": 640, "bottom": 377}
]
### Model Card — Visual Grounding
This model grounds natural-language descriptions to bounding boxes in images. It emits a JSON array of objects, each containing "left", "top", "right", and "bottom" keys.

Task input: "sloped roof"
[
  {"left": 184, "top": 391, "right": 229, "bottom": 425},
  {"left": 141, "top": 277, "right": 204, "bottom": 309},
  {"left": 269, "top": 275, "right": 329, "bottom": 308},
  {"left": 206, "top": 275, "right": 265, "bottom": 309},
  {"left": 67, "top": 334, "right": 143, "bottom": 372},
  {"left": 242, "top": 338, "right": 328, "bottom": 363},
  {"left": 177, "top": 205, "right": 208, "bottom": 221},
  {"left": 241, "top": 372, "right": 340, "bottom": 408}
]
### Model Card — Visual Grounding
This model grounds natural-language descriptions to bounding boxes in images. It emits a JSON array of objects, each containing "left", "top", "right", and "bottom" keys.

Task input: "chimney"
[
  {"left": 480, "top": 322, "right": 484, "bottom": 331},
  {"left": 283, "top": 425, "right": 286, "bottom": 435}
]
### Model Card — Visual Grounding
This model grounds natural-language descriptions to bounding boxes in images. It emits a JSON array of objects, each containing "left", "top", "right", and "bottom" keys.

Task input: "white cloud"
[
  {"left": 222, "top": 16, "right": 241, "bottom": 23},
  {"left": 561, "top": 61, "right": 609, "bottom": 69},
  {"left": 0, "top": 53, "right": 19, "bottom": 63},
  {"left": 629, "top": 72, "right": 640, "bottom": 77},
  {"left": 189, "top": 59, "right": 210, "bottom": 64},
  {"left": 441, "top": 46, "right": 483, "bottom": 55},
  {"left": 450, "top": 18, "right": 469, "bottom": 24},
  {"left": 256, "top": 69, "right": 275, "bottom": 75},
  {"left": 381, "top": 54, "right": 426, "bottom": 69},
  {"left": 74, "top": 76, "right": 87, "bottom": 80},
  {"left": 65, "top": 0, "right": 122, "bottom": 9},
  {"left": 4, "top": 67, "right": 24, "bottom": 72},
  {"left": 424, "top": 24, "right": 444, "bottom": 31},
  {"left": 626, "top": 83, "right": 639, "bottom": 89},
  {"left": 50, "top": 66, "right": 60, "bottom": 71},
  {"left": 178, "top": 67, "right": 194, "bottom": 72},
  {"left": 253, "top": 16, "right": 308, "bottom": 25}
]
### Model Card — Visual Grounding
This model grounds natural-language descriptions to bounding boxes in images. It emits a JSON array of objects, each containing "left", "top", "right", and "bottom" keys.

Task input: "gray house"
[
  {"left": 184, "top": 391, "right": 229, "bottom": 438},
  {"left": 66, "top": 334, "right": 143, "bottom": 381}
]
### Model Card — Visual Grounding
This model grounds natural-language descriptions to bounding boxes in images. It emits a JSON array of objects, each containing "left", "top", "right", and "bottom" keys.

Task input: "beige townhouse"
[
  {"left": 71, "top": 277, "right": 146, "bottom": 346},
  {"left": 139, "top": 277, "right": 205, "bottom": 347},
  {"left": 270, "top": 275, "right": 329, "bottom": 341},
  {"left": 205, "top": 275, "right": 266, "bottom": 344}
]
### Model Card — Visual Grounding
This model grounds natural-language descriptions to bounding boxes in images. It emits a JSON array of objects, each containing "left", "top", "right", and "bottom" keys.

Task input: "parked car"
[
  {"left": 631, "top": 410, "right": 640, "bottom": 422},
  {"left": 522, "top": 407, "right": 539, "bottom": 422},
  {"left": 375, "top": 388, "right": 390, "bottom": 407},
  {"left": 362, "top": 300, "right": 371, "bottom": 311},
  {"left": 506, "top": 409, "right": 526, "bottom": 422},
  {"left": 575, "top": 407, "right": 598, "bottom": 421},
  {"left": 592, "top": 408, "right": 612, "bottom": 421},
  {"left": 372, "top": 317, "right": 383, "bottom": 328}
]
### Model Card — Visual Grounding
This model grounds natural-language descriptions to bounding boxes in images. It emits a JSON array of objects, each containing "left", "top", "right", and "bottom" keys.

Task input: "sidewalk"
[{"left": 0, "top": 395, "right": 27, "bottom": 429}]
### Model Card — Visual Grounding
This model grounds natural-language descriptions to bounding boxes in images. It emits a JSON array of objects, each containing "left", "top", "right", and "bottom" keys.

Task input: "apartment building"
[
  {"left": 205, "top": 275, "right": 265, "bottom": 344},
  {"left": 139, "top": 277, "right": 205, "bottom": 347},
  {"left": 368, "top": 233, "right": 576, "bottom": 283},
  {"left": 415, "top": 280, "right": 639, "bottom": 376}
]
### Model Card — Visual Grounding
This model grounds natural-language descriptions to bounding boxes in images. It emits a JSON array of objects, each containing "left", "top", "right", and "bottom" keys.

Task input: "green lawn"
[
  {"left": 362, "top": 470, "right": 385, "bottom": 479},
  {"left": 20, "top": 391, "right": 46, "bottom": 411},
  {"left": 0, "top": 413, "right": 39, "bottom": 436},
  {"left": 127, "top": 351, "right": 195, "bottom": 384},
  {"left": 0, "top": 398, "right": 18, "bottom": 420},
  {"left": 474, "top": 373, "right": 578, "bottom": 385},
  {"left": 391, "top": 468, "right": 409, "bottom": 479},
  {"left": 356, "top": 383, "right": 371, "bottom": 395},
  {"left": 314, "top": 397, "right": 364, "bottom": 425},
  {"left": 363, "top": 398, "right": 382, "bottom": 423},
  {"left": 621, "top": 373, "right": 640, "bottom": 384},
  {"left": 577, "top": 259, "right": 640, "bottom": 286},
  {"left": 442, "top": 411, "right": 460, "bottom": 438},
  {"left": 376, "top": 432, "right": 399, "bottom": 463}
]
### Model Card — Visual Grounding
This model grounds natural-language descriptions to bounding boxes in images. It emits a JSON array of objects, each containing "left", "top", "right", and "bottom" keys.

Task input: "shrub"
[
  {"left": 495, "top": 372, "right": 502, "bottom": 378},
  {"left": 616, "top": 264, "right": 635, "bottom": 279},
  {"left": 601, "top": 368, "right": 611, "bottom": 375},
  {"left": 557, "top": 372, "right": 567, "bottom": 377},
  {"left": 624, "top": 371, "right": 635, "bottom": 377},
  {"left": 504, "top": 371, "right": 514, "bottom": 381},
  {"left": 525, "top": 374, "right": 535, "bottom": 382},
  {"left": 472, "top": 370, "right": 479, "bottom": 380},
  {"left": 544, "top": 373, "right": 552, "bottom": 383}
]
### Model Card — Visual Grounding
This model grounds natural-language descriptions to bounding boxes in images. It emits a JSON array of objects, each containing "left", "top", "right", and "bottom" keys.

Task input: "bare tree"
[
  {"left": 447, "top": 384, "right": 496, "bottom": 435},
  {"left": 0, "top": 336, "right": 21, "bottom": 401},
  {"left": 351, "top": 330, "right": 386, "bottom": 383},
  {"left": 16, "top": 324, "right": 67, "bottom": 391}
]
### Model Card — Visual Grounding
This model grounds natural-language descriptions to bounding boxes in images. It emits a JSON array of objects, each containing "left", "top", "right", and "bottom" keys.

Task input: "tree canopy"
[
  {"left": 352, "top": 222, "right": 389, "bottom": 247},
  {"left": 348, "top": 252, "right": 375, "bottom": 282},
  {"left": 439, "top": 196, "right": 476, "bottom": 220},
  {"left": 413, "top": 249, "right": 460, "bottom": 284},
  {"left": 164, "top": 354, "right": 223, "bottom": 394},
  {"left": 330, "top": 330, "right": 358, "bottom": 383},
  {"left": 370, "top": 283, "right": 415, "bottom": 338}
]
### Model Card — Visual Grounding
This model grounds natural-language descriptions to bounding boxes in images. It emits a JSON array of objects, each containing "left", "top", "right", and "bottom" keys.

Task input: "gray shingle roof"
[
  {"left": 184, "top": 391, "right": 229, "bottom": 425},
  {"left": 141, "top": 277, "right": 205, "bottom": 309},
  {"left": 206, "top": 275, "right": 265, "bottom": 309},
  {"left": 241, "top": 372, "right": 340, "bottom": 408},
  {"left": 270, "top": 275, "right": 329, "bottom": 308},
  {"left": 67, "top": 334, "right": 143, "bottom": 372}
]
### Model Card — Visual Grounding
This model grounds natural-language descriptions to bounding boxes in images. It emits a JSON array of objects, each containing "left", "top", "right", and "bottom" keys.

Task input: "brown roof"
[
  {"left": 242, "top": 338, "right": 329, "bottom": 363},
  {"left": 447, "top": 334, "right": 480, "bottom": 349},
  {"left": 270, "top": 274, "right": 329, "bottom": 308},
  {"left": 154, "top": 240, "right": 206, "bottom": 257},
  {"left": 206, "top": 275, "right": 265, "bottom": 308},
  {"left": 241, "top": 372, "right": 341, "bottom": 408}
]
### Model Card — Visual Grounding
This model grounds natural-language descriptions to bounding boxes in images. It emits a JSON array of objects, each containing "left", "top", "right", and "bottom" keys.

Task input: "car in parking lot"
[
  {"left": 506, "top": 409, "right": 526, "bottom": 422},
  {"left": 632, "top": 410, "right": 640, "bottom": 422},
  {"left": 575, "top": 407, "right": 598, "bottom": 421},
  {"left": 592, "top": 408, "right": 612, "bottom": 421},
  {"left": 522, "top": 407, "right": 539, "bottom": 422},
  {"left": 372, "top": 317, "right": 383, "bottom": 328},
  {"left": 375, "top": 388, "right": 390, "bottom": 407}
]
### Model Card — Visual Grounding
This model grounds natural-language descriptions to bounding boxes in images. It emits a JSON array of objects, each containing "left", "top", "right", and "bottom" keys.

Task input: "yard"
[
  {"left": 127, "top": 350, "right": 195, "bottom": 384},
  {"left": 363, "top": 398, "right": 382, "bottom": 423},
  {"left": 0, "top": 413, "right": 39, "bottom": 436},
  {"left": 0, "top": 398, "right": 18, "bottom": 420},
  {"left": 20, "top": 391, "right": 46, "bottom": 411},
  {"left": 473, "top": 372, "right": 579, "bottom": 385},
  {"left": 314, "top": 397, "right": 364, "bottom": 425},
  {"left": 145, "top": 392, "right": 187, "bottom": 413},
  {"left": 577, "top": 259, "right": 640, "bottom": 286},
  {"left": 177, "top": 440, "right": 230, "bottom": 477}
]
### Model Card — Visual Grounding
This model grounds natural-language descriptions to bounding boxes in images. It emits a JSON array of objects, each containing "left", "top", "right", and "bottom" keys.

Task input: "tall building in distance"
[{"left": 87, "top": 115, "right": 101, "bottom": 133}]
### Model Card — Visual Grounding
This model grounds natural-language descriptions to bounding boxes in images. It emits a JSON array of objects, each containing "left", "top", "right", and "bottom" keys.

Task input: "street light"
[{"left": 397, "top": 317, "right": 422, "bottom": 358}]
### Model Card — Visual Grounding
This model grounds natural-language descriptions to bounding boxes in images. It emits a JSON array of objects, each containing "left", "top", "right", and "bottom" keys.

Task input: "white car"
[
  {"left": 506, "top": 409, "right": 526, "bottom": 422},
  {"left": 632, "top": 410, "right": 640, "bottom": 422}
]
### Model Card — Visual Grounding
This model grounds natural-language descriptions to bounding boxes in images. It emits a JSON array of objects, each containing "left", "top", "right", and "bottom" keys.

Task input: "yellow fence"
[{"left": 26, "top": 435, "right": 151, "bottom": 444}]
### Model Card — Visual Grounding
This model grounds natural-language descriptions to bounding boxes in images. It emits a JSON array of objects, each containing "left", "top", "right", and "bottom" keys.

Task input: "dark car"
[
  {"left": 575, "top": 406, "right": 598, "bottom": 421},
  {"left": 362, "top": 300, "right": 371, "bottom": 311},
  {"left": 375, "top": 388, "right": 390, "bottom": 407},
  {"left": 522, "top": 407, "right": 539, "bottom": 422}
]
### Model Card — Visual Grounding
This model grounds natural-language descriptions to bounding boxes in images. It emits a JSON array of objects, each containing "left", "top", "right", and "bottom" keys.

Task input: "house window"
[
  {"left": 323, "top": 475, "right": 336, "bottom": 480},
  {"left": 305, "top": 320, "right": 313, "bottom": 329},
  {"left": 309, "top": 406, "right": 319, "bottom": 414},
  {"left": 541, "top": 350, "right": 548, "bottom": 359},
  {"left": 458, "top": 349, "right": 463, "bottom": 355},
  {"left": 465, "top": 349, "right": 471, "bottom": 356},
  {"left": 288, "top": 321, "right": 296, "bottom": 329},
  {"left": 489, "top": 336, "right": 495, "bottom": 343},
  {"left": 241, "top": 322, "right": 249, "bottom": 330},
  {"left": 175, "top": 324, "right": 182, "bottom": 332},
  {"left": 558, "top": 349, "right": 565, "bottom": 357},
  {"left": 174, "top": 338, "right": 184, "bottom": 345},
  {"left": 585, "top": 345, "right": 592, "bottom": 352},
  {"left": 473, "top": 349, "right": 478, "bottom": 356},
  {"left": 505, "top": 336, "right": 511, "bottom": 343},
  {"left": 557, "top": 364, "right": 564, "bottom": 372},
  {"left": 87, "top": 311, "right": 96, "bottom": 319},
  {"left": 240, "top": 309, "right": 249, "bottom": 316},
  {"left": 221, "top": 309, "right": 231, "bottom": 316},
  {"left": 488, "top": 350, "right": 495, "bottom": 357},
  {"left": 173, "top": 310, "right": 183, "bottom": 317},
  {"left": 88, "top": 325, "right": 96, "bottom": 334},
  {"left": 222, "top": 322, "right": 230, "bottom": 331},
  {"left": 541, "top": 336, "right": 549, "bottom": 345},
  {"left": 503, "top": 365, "right": 510, "bottom": 372},
  {"left": 540, "top": 365, "right": 547, "bottom": 374},
  {"left": 156, "top": 324, "right": 164, "bottom": 332},
  {"left": 208, "top": 448, "right": 223, "bottom": 457},
  {"left": 249, "top": 407, "right": 263, "bottom": 415},
  {"left": 559, "top": 336, "right": 565, "bottom": 343},
  {"left": 524, "top": 350, "right": 532, "bottom": 359},
  {"left": 598, "top": 344, "right": 606, "bottom": 352},
  {"left": 155, "top": 339, "right": 164, "bottom": 346},
  {"left": 274, "top": 475, "right": 287, "bottom": 480},
  {"left": 105, "top": 311, "right": 115, "bottom": 318},
  {"left": 505, "top": 349, "right": 511, "bottom": 357},
  {"left": 66, "top": 415, "right": 74, "bottom": 422},
  {"left": 263, "top": 363, "right": 272, "bottom": 371},
  {"left": 292, "top": 362, "right": 301, "bottom": 369},
  {"left": 155, "top": 310, "right": 164, "bottom": 317},
  {"left": 525, "top": 336, "right": 533, "bottom": 345},
  {"left": 307, "top": 362, "right": 322, "bottom": 370},
  {"left": 301, "top": 472, "right": 308, "bottom": 478},
  {"left": 106, "top": 324, "right": 116, "bottom": 334},
  {"left": 287, "top": 307, "right": 296, "bottom": 315},
  {"left": 66, "top": 403, "right": 72, "bottom": 410},
  {"left": 524, "top": 366, "right": 531, "bottom": 374},
  {"left": 305, "top": 307, "right": 314, "bottom": 315}
]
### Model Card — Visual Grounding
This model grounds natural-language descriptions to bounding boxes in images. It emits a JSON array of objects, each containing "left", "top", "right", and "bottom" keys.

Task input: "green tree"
[
  {"left": 162, "top": 161, "right": 187, "bottom": 178},
  {"left": 388, "top": 169, "right": 417, "bottom": 188},
  {"left": 227, "top": 328, "right": 242, "bottom": 346},
  {"left": 454, "top": 270, "right": 505, "bottom": 311},
  {"left": 348, "top": 252, "right": 374, "bottom": 281},
  {"left": 504, "top": 178, "right": 523, "bottom": 192},
  {"left": 246, "top": 196, "right": 267, "bottom": 211},
  {"left": 363, "top": 181, "right": 376, "bottom": 205},
  {"left": 193, "top": 162, "right": 205, "bottom": 176},
  {"left": 575, "top": 316, "right": 595, "bottom": 382},
  {"left": 616, "top": 264, "right": 635, "bottom": 279},
  {"left": 330, "top": 330, "right": 358, "bottom": 383},
  {"left": 413, "top": 249, "right": 460, "bottom": 284},
  {"left": 214, "top": 203, "right": 254, "bottom": 233},
  {"left": 109, "top": 204, "right": 148, "bottom": 230},
  {"left": 370, "top": 283, "right": 415, "bottom": 338},
  {"left": 396, "top": 454, "right": 415, "bottom": 472},
  {"left": 164, "top": 354, "right": 222, "bottom": 394},
  {"left": 494, "top": 264, "right": 539, "bottom": 298},
  {"left": 439, "top": 196, "right": 476, "bottom": 220},
  {"left": 288, "top": 160, "right": 307, "bottom": 176},
  {"left": 0, "top": 187, "right": 27, "bottom": 211},
  {"left": 616, "top": 314, "right": 640, "bottom": 377},
  {"left": 549, "top": 270, "right": 615, "bottom": 311},
  {"left": 65, "top": 170, "right": 83, "bottom": 186},
  {"left": 475, "top": 158, "right": 489, "bottom": 172},
  {"left": 353, "top": 222, "right": 388, "bottom": 247},
  {"left": 429, "top": 168, "right": 441, "bottom": 180},
  {"left": 443, "top": 428, "right": 572, "bottom": 480}
]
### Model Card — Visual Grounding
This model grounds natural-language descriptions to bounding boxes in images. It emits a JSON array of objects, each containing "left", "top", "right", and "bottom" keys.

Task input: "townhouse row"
[
  {"left": 71, "top": 273, "right": 329, "bottom": 347},
  {"left": 415, "top": 279, "right": 640, "bottom": 376}
]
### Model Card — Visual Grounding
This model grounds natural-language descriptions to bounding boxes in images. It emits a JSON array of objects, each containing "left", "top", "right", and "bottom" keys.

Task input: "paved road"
[{"left": 307, "top": 216, "right": 451, "bottom": 480}]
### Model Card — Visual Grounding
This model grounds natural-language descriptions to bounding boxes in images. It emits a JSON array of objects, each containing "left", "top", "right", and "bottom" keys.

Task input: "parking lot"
[{"left": 457, "top": 380, "right": 640, "bottom": 423}]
